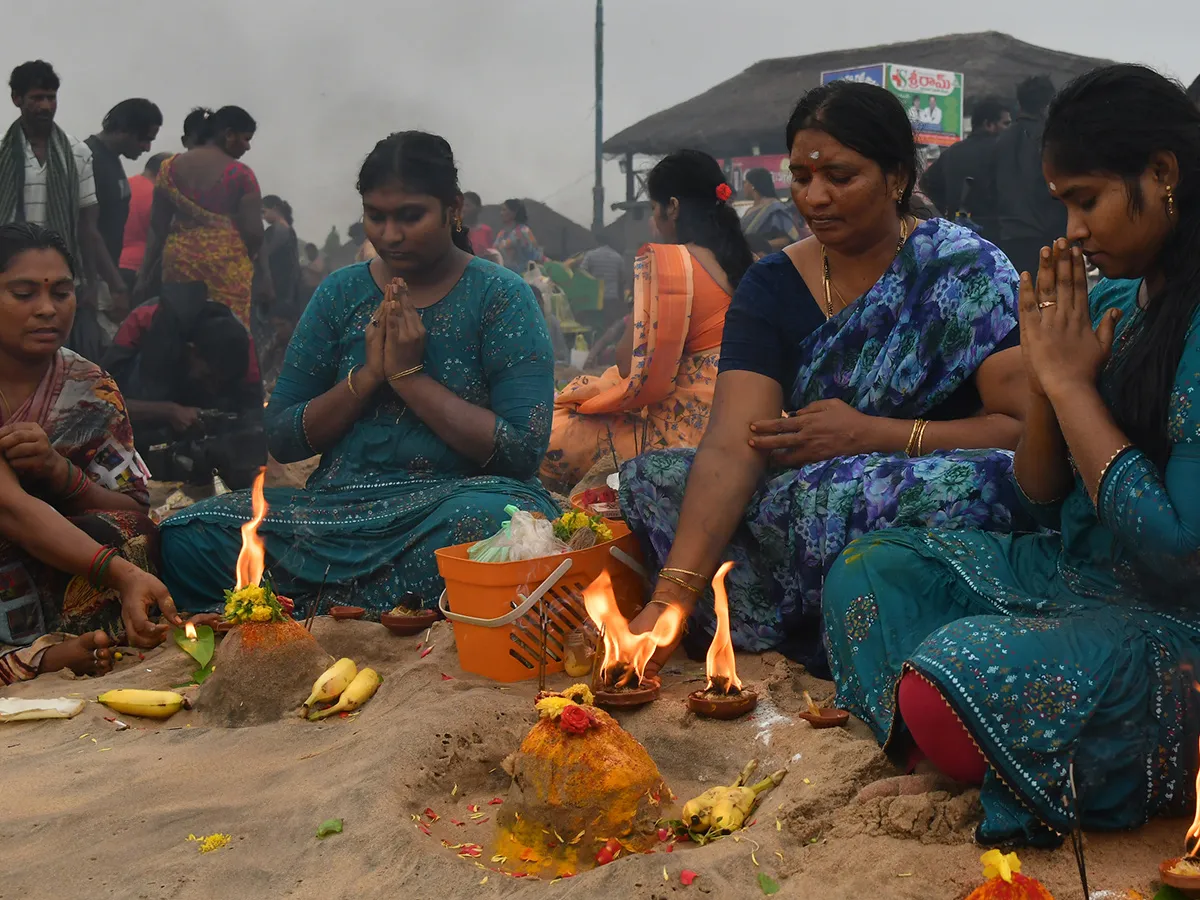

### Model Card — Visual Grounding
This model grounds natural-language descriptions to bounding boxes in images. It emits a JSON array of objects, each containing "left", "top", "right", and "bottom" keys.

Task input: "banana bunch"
[
  {"left": 680, "top": 759, "right": 787, "bottom": 836},
  {"left": 303, "top": 658, "right": 382, "bottom": 721},
  {"left": 98, "top": 689, "right": 186, "bottom": 720}
]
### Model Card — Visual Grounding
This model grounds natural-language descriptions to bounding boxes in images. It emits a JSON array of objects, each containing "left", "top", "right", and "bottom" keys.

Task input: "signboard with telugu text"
[{"left": 821, "top": 63, "right": 964, "bottom": 147}]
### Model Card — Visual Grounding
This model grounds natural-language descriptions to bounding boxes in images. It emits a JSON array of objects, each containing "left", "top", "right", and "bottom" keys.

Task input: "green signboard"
[{"left": 823, "top": 63, "right": 965, "bottom": 146}]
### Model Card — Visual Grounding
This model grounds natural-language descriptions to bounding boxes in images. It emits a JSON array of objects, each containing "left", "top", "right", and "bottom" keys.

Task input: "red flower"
[
  {"left": 680, "top": 870, "right": 698, "bottom": 886},
  {"left": 559, "top": 704, "right": 597, "bottom": 735},
  {"left": 715, "top": 183, "right": 733, "bottom": 202}
]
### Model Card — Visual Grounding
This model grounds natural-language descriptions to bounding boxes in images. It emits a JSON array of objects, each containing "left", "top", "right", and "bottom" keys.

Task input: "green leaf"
[
  {"left": 316, "top": 818, "right": 343, "bottom": 839},
  {"left": 1155, "top": 887, "right": 1189, "bottom": 900},
  {"left": 173, "top": 625, "right": 215, "bottom": 668},
  {"left": 757, "top": 873, "right": 780, "bottom": 896},
  {"left": 192, "top": 663, "right": 215, "bottom": 685}
]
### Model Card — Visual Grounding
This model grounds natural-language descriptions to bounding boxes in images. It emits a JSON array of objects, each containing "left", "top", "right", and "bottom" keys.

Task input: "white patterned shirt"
[{"left": 20, "top": 128, "right": 97, "bottom": 225}]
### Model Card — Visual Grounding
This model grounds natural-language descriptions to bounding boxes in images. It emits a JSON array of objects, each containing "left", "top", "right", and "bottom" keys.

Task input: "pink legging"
[{"left": 898, "top": 670, "right": 987, "bottom": 784}]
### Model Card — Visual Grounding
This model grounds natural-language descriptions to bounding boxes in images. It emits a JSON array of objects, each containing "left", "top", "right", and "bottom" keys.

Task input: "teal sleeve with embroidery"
[
  {"left": 1097, "top": 317, "right": 1200, "bottom": 566},
  {"left": 478, "top": 276, "right": 555, "bottom": 480}
]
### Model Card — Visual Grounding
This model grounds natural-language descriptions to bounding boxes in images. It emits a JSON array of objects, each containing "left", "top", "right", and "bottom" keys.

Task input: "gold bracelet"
[
  {"left": 915, "top": 419, "right": 930, "bottom": 457},
  {"left": 904, "top": 418, "right": 924, "bottom": 457},
  {"left": 658, "top": 572, "right": 702, "bottom": 595},
  {"left": 346, "top": 365, "right": 362, "bottom": 398},
  {"left": 388, "top": 364, "right": 424, "bottom": 382},
  {"left": 1091, "top": 443, "right": 1133, "bottom": 503},
  {"left": 660, "top": 566, "right": 707, "bottom": 583}
]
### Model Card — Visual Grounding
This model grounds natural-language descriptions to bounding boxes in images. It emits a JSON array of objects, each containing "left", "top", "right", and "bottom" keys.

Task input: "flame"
[
  {"left": 583, "top": 570, "right": 685, "bottom": 687},
  {"left": 1188, "top": 736, "right": 1200, "bottom": 857},
  {"left": 705, "top": 562, "right": 742, "bottom": 693},
  {"left": 234, "top": 470, "right": 269, "bottom": 591},
  {"left": 184, "top": 622, "right": 197, "bottom": 640}
]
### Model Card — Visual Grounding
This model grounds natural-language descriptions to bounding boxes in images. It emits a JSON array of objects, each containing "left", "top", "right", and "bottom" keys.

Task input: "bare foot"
[
  {"left": 38, "top": 630, "right": 114, "bottom": 678},
  {"left": 855, "top": 772, "right": 961, "bottom": 803}
]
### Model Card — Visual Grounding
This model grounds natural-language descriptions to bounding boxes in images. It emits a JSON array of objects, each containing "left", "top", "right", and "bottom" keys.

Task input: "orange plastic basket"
[{"left": 435, "top": 520, "right": 647, "bottom": 683}]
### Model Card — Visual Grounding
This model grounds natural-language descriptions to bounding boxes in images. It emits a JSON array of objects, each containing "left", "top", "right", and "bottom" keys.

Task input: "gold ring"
[
  {"left": 369, "top": 319, "right": 379, "bottom": 327},
  {"left": 1037, "top": 301, "right": 1058, "bottom": 309}
]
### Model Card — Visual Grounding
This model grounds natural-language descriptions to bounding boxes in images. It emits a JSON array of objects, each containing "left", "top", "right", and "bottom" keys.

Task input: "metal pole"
[{"left": 591, "top": 0, "right": 605, "bottom": 233}]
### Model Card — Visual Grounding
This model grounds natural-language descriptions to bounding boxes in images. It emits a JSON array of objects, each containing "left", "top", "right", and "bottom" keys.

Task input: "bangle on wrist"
[
  {"left": 658, "top": 571, "right": 702, "bottom": 595},
  {"left": 346, "top": 365, "right": 363, "bottom": 398},
  {"left": 388, "top": 364, "right": 424, "bottom": 382}
]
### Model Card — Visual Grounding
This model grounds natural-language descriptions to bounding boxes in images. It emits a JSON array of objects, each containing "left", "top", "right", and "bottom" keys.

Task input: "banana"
[
  {"left": 303, "top": 658, "right": 357, "bottom": 711},
  {"left": 680, "top": 760, "right": 787, "bottom": 835},
  {"left": 97, "top": 689, "right": 185, "bottom": 720},
  {"left": 308, "top": 668, "right": 381, "bottom": 721}
]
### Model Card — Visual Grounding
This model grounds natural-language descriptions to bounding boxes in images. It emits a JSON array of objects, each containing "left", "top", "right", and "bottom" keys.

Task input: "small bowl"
[
  {"left": 798, "top": 708, "right": 850, "bottom": 729},
  {"left": 329, "top": 605, "right": 366, "bottom": 621},
  {"left": 380, "top": 609, "right": 439, "bottom": 636},
  {"left": 688, "top": 688, "right": 759, "bottom": 720},
  {"left": 594, "top": 678, "right": 661, "bottom": 709},
  {"left": 1161, "top": 858, "right": 1200, "bottom": 896}
]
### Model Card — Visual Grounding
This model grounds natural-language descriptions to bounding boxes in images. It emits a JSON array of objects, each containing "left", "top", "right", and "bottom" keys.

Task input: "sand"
[{"left": 0, "top": 624, "right": 1179, "bottom": 900}]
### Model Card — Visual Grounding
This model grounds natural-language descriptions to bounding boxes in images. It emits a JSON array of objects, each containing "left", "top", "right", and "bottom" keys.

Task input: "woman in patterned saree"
[
  {"left": 0, "top": 224, "right": 181, "bottom": 684},
  {"left": 159, "top": 132, "right": 558, "bottom": 616},
  {"left": 824, "top": 66, "right": 1200, "bottom": 846},
  {"left": 619, "top": 81, "right": 1029, "bottom": 676},
  {"left": 135, "top": 106, "right": 262, "bottom": 329},
  {"left": 541, "top": 151, "right": 754, "bottom": 491}
]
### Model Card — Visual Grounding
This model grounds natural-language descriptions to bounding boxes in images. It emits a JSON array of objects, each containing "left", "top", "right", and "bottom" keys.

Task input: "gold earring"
[
  {"left": 1166, "top": 185, "right": 1176, "bottom": 219},
  {"left": 454, "top": 215, "right": 464, "bottom": 232}
]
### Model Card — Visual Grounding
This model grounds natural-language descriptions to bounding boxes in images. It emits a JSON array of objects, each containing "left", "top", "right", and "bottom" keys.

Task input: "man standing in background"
[
  {"left": 0, "top": 61, "right": 100, "bottom": 346},
  {"left": 1189, "top": 74, "right": 1200, "bottom": 107},
  {"left": 462, "top": 191, "right": 493, "bottom": 255},
  {"left": 920, "top": 96, "right": 1011, "bottom": 234},
  {"left": 990, "top": 75, "right": 1063, "bottom": 276},
  {"left": 120, "top": 151, "right": 170, "bottom": 296},
  {"left": 86, "top": 98, "right": 163, "bottom": 328}
]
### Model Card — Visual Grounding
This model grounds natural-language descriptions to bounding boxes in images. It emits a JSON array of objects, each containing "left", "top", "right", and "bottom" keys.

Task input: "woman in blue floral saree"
[
  {"left": 159, "top": 133, "right": 558, "bottom": 615},
  {"left": 823, "top": 66, "right": 1200, "bottom": 847},
  {"left": 619, "top": 81, "right": 1029, "bottom": 676}
]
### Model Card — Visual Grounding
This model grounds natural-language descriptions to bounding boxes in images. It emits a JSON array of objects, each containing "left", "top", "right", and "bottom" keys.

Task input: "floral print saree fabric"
[
  {"left": 823, "top": 278, "right": 1200, "bottom": 845},
  {"left": 159, "top": 259, "right": 560, "bottom": 615},
  {"left": 541, "top": 243, "right": 730, "bottom": 490},
  {"left": 620, "top": 219, "right": 1028, "bottom": 672},
  {"left": 0, "top": 349, "right": 155, "bottom": 683}
]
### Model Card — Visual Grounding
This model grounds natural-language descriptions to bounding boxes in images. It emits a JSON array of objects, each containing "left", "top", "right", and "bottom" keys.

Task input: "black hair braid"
[{"left": 646, "top": 150, "right": 754, "bottom": 288}]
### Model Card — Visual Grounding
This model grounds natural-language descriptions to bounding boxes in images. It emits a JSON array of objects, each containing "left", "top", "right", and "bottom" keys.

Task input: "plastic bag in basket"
[{"left": 467, "top": 505, "right": 569, "bottom": 563}]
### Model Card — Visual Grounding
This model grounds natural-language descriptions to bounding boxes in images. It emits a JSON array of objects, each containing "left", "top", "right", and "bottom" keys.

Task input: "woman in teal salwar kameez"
[
  {"left": 159, "top": 132, "right": 558, "bottom": 614},
  {"left": 823, "top": 66, "right": 1200, "bottom": 847}
]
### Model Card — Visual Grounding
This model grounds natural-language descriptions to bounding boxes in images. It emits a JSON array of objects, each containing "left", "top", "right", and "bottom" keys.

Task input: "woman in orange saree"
[
  {"left": 540, "top": 151, "right": 754, "bottom": 490},
  {"left": 136, "top": 107, "right": 262, "bottom": 329}
]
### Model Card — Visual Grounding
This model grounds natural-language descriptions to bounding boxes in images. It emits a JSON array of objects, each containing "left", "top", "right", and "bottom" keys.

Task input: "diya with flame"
[
  {"left": 687, "top": 562, "right": 758, "bottom": 719},
  {"left": 1160, "top": 752, "right": 1200, "bottom": 895},
  {"left": 582, "top": 570, "right": 682, "bottom": 708}
]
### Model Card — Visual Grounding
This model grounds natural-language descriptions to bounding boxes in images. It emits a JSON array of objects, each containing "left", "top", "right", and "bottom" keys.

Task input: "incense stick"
[
  {"left": 605, "top": 424, "right": 620, "bottom": 472},
  {"left": 537, "top": 601, "right": 549, "bottom": 692},
  {"left": 1067, "top": 762, "right": 1089, "bottom": 898},
  {"left": 304, "top": 564, "right": 332, "bottom": 632}
]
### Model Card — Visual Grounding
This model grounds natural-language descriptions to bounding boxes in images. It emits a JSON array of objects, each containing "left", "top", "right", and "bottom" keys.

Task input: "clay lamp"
[
  {"left": 581, "top": 570, "right": 681, "bottom": 710},
  {"left": 687, "top": 562, "right": 758, "bottom": 719},
  {"left": 797, "top": 690, "right": 850, "bottom": 729},
  {"left": 1162, "top": 789, "right": 1200, "bottom": 897},
  {"left": 329, "top": 605, "right": 365, "bottom": 621},
  {"left": 380, "top": 607, "right": 438, "bottom": 636}
]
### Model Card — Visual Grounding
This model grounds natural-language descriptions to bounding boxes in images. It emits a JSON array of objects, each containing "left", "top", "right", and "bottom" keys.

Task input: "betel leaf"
[
  {"left": 757, "top": 873, "right": 780, "bottom": 896},
  {"left": 192, "top": 663, "right": 215, "bottom": 685},
  {"left": 316, "top": 818, "right": 343, "bottom": 839},
  {"left": 173, "top": 625, "right": 215, "bottom": 668},
  {"left": 1155, "top": 887, "right": 1189, "bottom": 900}
]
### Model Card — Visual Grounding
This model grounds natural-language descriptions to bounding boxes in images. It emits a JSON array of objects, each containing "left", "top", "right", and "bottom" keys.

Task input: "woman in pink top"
[{"left": 118, "top": 152, "right": 169, "bottom": 294}]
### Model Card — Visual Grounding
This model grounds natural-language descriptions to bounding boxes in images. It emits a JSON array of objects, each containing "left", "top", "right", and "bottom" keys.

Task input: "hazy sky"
[{"left": 12, "top": 1, "right": 1197, "bottom": 240}]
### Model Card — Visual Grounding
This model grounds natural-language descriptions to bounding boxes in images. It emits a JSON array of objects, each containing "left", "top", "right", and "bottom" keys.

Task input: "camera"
[{"left": 141, "top": 409, "right": 267, "bottom": 491}]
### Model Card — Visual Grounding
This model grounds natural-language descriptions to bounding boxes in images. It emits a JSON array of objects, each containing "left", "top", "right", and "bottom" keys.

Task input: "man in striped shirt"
[{"left": 0, "top": 61, "right": 100, "bottom": 317}]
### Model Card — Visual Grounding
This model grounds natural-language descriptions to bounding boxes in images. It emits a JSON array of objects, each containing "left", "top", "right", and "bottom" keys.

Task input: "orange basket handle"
[{"left": 437, "top": 559, "right": 575, "bottom": 628}]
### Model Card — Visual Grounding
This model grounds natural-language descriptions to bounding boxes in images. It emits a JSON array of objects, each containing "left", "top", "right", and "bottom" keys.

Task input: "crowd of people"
[{"left": 0, "top": 51, "right": 1198, "bottom": 853}]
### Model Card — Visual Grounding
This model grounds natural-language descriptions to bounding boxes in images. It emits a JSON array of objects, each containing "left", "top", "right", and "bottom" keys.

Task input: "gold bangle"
[
  {"left": 905, "top": 418, "right": 924, "bottom": 457},
  {"left": 660, "top": 566, "right": 707, "bottom": 583},
  {"left": 915, "top": 419, "right": 930, "bottom": 457},
  {"left": 658, "top": 572, "right": 702, "bottom": 595},
  {"left": 346, "top": 365, "right": 362, "bottom": 398},
  {"left": 388, "top": 364, "right": 424, "bottom": 382},
  {"left": 1091, "top": 443, "right": 1132, "bottom": 503}
]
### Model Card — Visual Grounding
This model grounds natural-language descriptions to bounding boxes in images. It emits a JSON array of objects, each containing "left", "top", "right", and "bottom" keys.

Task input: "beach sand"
[{"left": 1, "top": 621, "right": 1178, "bottom": 899}]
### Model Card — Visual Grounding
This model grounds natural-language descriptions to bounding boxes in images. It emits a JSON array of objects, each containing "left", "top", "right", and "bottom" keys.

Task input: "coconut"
[{"left": 199, "top": 619, "right": 331, "bottom": 728}]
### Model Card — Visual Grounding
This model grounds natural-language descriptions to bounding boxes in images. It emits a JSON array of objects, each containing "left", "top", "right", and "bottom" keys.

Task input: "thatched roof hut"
[
  {"left": 604, "top": 31, "right": 1114, "bottom": 158},
  {"left": 477, "top": 199, "right": 598, "bottom": 262}
]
